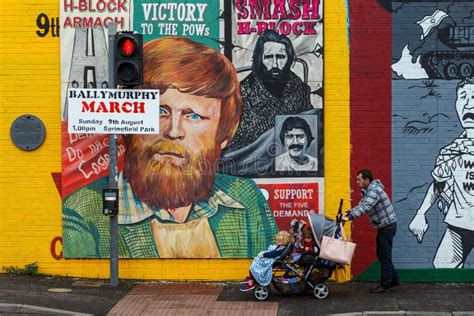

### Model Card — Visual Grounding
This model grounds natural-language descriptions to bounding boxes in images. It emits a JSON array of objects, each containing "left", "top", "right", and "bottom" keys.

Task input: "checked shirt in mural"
[{"left": 63, "top": 173, "right": 278, "bottom": 258}]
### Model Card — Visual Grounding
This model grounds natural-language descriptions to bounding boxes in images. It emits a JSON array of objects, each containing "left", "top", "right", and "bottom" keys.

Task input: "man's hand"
[
  {"left": 257, "top": 251, "right": 264, "bottom": 258},
  {"left": 408, "top": 213, "right": 429, "bottom": 243},
  {"left": 337, "top": 211, "right": 350, "bottom": 222},
  {"left": 340, "top": 211, "right": 351, "bottom": 222}
]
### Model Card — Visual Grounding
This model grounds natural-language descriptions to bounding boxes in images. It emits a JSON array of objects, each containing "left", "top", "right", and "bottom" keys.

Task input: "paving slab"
[{"left": 108, "top": 283, "right": 278, "bottom": 316}]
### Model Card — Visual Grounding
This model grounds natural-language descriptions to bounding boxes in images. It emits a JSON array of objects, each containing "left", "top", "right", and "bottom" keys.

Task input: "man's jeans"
[{"left": 376, "top": 224, "right": 399, "bottom": 287}]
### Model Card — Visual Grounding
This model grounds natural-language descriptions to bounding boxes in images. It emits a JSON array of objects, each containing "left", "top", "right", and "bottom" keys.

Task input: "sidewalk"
[{"left": 1, "top": 274, "right": 473, "bottom": 315}]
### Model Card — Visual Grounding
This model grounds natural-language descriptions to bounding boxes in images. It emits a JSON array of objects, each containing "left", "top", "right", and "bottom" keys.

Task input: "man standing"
[
  {"left": 62, "top": 37, "right": 279, "bottom": 259},
  {"left": 225, "top": 30, "right": 313, "bottom": 152},
  {"left": 343, "top": 169, "right": 399, "bottom": 293},
  {"left": 275, "top": 116, "right": 317, "bottom": 171},
  {"left": 409, "top": 77, "right": 474, "bottom": 268}
]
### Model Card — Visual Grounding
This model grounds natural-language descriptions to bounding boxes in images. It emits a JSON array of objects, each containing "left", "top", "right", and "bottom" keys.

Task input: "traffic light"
[{"left": 114, "top": 32, "right": 143, "bottom": 86}]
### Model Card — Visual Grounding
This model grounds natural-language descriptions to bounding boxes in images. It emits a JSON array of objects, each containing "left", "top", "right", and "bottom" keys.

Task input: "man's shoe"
[
  {"left": 370, "top": 285, "right": 388, "bottom": 293},
  {"left": 390, "top": 280, "right": 400, "bottom": 288},
  {"left": 240, "top": 283, "right": 255, "bottom": 292}
]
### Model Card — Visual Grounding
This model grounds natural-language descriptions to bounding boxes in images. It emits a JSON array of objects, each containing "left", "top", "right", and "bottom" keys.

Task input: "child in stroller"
[
  {"left": 246, "top": 213, "right": 341, "bottom": 301},
  {"left": 240, "top": 231, "right": 293, "bottom": 292},
  {"left": 292, "top": 226, "right": 318, "bottom": 266}
]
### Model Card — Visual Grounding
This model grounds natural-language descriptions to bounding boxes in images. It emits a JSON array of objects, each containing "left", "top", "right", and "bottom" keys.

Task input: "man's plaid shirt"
[{"left": 349, "top": 180, "right": 397, "bottom": 229}]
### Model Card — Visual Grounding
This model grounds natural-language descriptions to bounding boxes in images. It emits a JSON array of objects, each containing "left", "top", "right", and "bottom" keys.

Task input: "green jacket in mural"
[{"left": 62, "top": 173, "right": 278, "bottom": 258}]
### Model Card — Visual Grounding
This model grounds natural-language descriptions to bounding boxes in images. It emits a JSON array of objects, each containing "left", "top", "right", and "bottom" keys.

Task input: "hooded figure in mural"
[
  {"left": 62, "top": 37, "right": 278, "bottom": 259},
  {"left": 409, "top": 77, "right": 474, "bottom": 268}
]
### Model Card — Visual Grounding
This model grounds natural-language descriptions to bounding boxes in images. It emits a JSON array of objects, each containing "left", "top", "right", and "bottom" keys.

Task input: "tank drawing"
[{"left": 420, "top": 25, "right": 474, "bottom": 80}]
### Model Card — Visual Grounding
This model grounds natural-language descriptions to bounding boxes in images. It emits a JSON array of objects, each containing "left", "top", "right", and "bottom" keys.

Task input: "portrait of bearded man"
[
  {"left": 62, "top": 37, "right": 279, "bottom": 259},
  {"left": 220, "top": 30, "right": 322, "bottom": 177},
  {"left": 224, "top": 30, "right": 314, "bottom": 153}
]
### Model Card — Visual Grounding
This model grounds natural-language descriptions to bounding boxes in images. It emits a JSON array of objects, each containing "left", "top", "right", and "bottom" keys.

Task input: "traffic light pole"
[{"left": 108, "top": 23, "right": 119, "bottom": 287}]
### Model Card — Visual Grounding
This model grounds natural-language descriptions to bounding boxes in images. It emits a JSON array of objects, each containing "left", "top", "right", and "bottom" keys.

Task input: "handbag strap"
[{"left": 333, "top": 223, "right": 348, "bottom": 241}]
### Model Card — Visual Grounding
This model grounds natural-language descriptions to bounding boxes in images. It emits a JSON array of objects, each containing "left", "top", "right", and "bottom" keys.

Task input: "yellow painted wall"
[{"left": 0, "top": 0, "right": 350, "bottom": 281}]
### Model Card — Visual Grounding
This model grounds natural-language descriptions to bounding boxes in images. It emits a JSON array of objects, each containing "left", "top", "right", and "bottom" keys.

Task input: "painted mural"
[
  {"left": 221, "top": 1, "right": 324, "bottom": 178},
  {"left": 390, "top": 0, "right": 474, "bottom": 269},
  {"left": 60, "top": 0, "right": 324, "bottom": 259}
]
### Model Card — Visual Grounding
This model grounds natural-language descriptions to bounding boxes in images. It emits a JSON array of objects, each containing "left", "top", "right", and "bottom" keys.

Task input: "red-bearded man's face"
[{"left": 124, "top": 89, "right": 227, "bottom": 209}]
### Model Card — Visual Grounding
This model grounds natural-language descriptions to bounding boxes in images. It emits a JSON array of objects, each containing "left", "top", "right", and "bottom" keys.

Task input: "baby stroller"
[{"left": 253, "top": 202, "right": 344, "bottom": 301}]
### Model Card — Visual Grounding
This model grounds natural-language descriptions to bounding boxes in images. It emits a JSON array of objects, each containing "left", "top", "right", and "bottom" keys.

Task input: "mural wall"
[
  {"left": 350, "top": 0, "right": 474, "bottom": 280},
  {"left": 60, "top": 0, "right": 325, "bottom": 258},
  {"left": 0, "top": 0, "right": 350, "bottom": 280},
  {"left": 391, "top": 0, "right": 474, "bottom": 270}
]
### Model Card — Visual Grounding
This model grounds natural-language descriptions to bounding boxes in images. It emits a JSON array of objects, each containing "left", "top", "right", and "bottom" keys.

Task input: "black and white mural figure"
[
  {"left": 390, "top": 0, "right": 474, "bottom": 270},
  {"left": 218, "top": 1, "right": 324, "bottom": 178},
  {"left": 226, "top": 30, "right": 313, "bottom": 153},
  {"left": 408, "top": 78, "right": 474, "bottom": 268},
  {"left": 275, "top": 116, "right": 318, "bottom": 172},
  {"left": 221, "top": 27, "right": 324, "bottom": 177}
]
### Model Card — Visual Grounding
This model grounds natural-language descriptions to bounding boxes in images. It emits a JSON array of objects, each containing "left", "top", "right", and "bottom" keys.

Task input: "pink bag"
[{"left": 319, "top": 224, "right": 356, "bottom": 265}]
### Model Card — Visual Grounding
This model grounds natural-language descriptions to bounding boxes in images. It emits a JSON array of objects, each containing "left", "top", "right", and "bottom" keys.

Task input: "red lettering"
[
  {"left": 237, "top": 21, "right": 250, "bottom": 34},
  {"left": 256, "top": 21, "right": 269, "bottom": 34},
  {"left": 96, "top": 0, "right": 106, "bottom": 12},
  {"left": 81, "top": 101, "right": 95, "bottom": 112},
  {"left": 235, "top": 0, "right": 248, "bottom": 19},
  {"left": 248, "top": 0, "right": 261, "bottom": 19},
  {"left": 272, "top": 0, "right": 287, "bottom": 19},
  {"left": 50, "top": 236, "right": 63, "bottom": 260},
  {"left": 64, "top": 0, "right": 74, "bottom": 12},
  {"left": 279, "top": 21, "right": 291, "bottom": 35},
  {"left": 63, "top": 17, "right": 72, "bottom": 28},
  {"left": 96, "top": 101, "right": 108, "bottom": 112},
  {"left": 117, "top": 0, "right": 127, "bottom": 12},
  {"left": 74, "top": 16, "right": 83, "bottom": 27},
  {"left": 288, "top": 0, "right": 301, "bottom": 19},
  {"left": 303, "top": 21, "right": 317, "bottom": 35},
  {"left": 110, "top": 101, "right": 120, "bottom": 113},
  {"left": 80, "top": 101, "right": 148, "bottom": 113},
  {"left": 115, "top": 16, "right": 125, "bottom": 29},
  {"left": 135, "top": 102, "right": 145, "bottom": 113},
  {"left": 261, "top": 0, "right": 272, "bottom": 19},
  {"left": 292, "top": 21, "right": 303, "bottom": 35},
  {"left": 103, "top": 17, "right": 113, "bottom": 27},
  {"left": 79, "top": 0, "right": 87, "bottom": 11},
  {"left": 122, "top": 102, "right": 132, "bottom": 113},
  {"left": 107, "top": 0, "right": 116, "bottom": 11},
  {"left": 93, "top": 18, "right": 102, "bottom": 28},
  {"left": 302, "top": 0, "right": 320, "bottom": 19},
  {"left": 89, "top": 0, "right": 96, "bottom": 12},
  {"left": 248, "top": 0, "right": 271, "bottom": 20}
]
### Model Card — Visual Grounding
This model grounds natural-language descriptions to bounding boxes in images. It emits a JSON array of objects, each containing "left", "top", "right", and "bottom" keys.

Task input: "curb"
[
  {"left": 327, "top": 313, "right": 474, "bottom": 316},
  {"left": 0, "top": 303, "right": 92, "bottom": 315}
]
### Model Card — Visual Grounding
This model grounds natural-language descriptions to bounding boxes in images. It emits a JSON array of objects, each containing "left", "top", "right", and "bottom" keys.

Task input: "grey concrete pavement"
[{"left": 0, "top": 274, "right": 473, "bottom": 315}]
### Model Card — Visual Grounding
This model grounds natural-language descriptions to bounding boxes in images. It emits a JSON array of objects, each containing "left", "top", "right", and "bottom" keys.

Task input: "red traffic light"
[
  {"left": 118, "top": 38, "right": 136, "bottom": 57},
  {"left": 114, "top": 32, "right": 143, "bottom": 86}
]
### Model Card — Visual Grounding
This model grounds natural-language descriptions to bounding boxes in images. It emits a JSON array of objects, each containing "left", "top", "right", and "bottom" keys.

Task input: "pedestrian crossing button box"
[{"left": 103, "top": 189, "right": 119, "bottom": 216}]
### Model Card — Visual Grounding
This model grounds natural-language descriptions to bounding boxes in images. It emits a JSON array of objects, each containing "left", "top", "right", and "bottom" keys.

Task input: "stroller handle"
[{"left": 336, "top": 199, "right": 344, "bottom": 225}]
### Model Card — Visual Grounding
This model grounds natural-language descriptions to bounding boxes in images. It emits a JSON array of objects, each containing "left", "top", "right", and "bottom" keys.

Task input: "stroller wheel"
[
  {"left": 313, "top": 283, "right": 329, "bottom": 299},
  {"left": 254, "top": 285, "right": 269, "bottom": 301}
]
